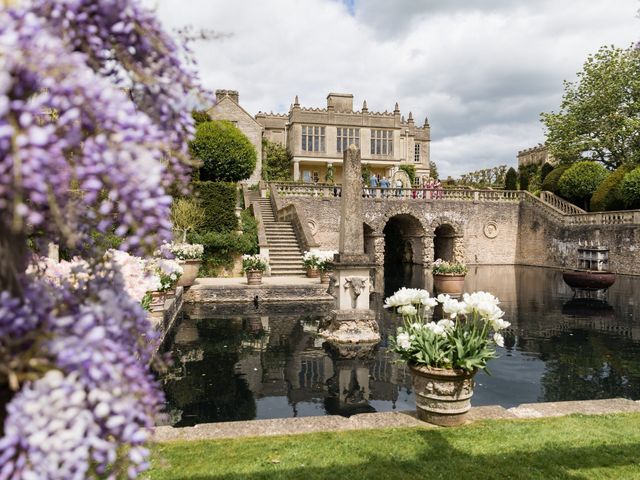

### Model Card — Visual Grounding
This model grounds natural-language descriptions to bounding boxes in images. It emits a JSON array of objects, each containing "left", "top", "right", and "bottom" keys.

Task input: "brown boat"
[{"left": 562, "top": 270, "right": 616, "bottom": 291}]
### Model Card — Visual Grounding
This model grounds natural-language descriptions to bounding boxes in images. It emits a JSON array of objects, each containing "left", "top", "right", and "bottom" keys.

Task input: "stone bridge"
[{"left": 264, "top": 183, "right": 640, "bottom": 276}]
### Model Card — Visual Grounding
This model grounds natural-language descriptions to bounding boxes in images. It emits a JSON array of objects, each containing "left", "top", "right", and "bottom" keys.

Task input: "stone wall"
[
  {"left": 517, "top": 202, "right": 640, "bottom": 275},
  {"left": 279, "top": 196, "right": 521, "bottom": 266},
  {"left": 276, "top": 195, "right": 639, "bottom": 275}
]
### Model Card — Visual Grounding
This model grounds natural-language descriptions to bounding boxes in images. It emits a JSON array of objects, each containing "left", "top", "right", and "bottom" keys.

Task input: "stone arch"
[
  {"left": 382, "top": 213, "right": 425, "bottom": 265},
  {"left": 430, "top": 217, "right": 465, "bottom": 264}
]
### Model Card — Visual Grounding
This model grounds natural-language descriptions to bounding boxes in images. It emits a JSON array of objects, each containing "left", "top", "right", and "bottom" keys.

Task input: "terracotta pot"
[
  {"left": 409, "top": 363, "right": 476, "bottom": 426},
  {"left": 320, "top": 271, "right": 332, "bottom": 284},
  {"left": 433, "top": 273, "right": 466, "bottom": 296},
  {"left": 246, "top": 270, "right": 263, "bottom": 285},
  {"left": 149, "top": 291, "right": 166, "bottom": 314},
  {"left": 306, "top": 267, "right": 320, "bottom": 278},
  {"left": 176, "top": 259, "right": 202, "bottom": 287}
]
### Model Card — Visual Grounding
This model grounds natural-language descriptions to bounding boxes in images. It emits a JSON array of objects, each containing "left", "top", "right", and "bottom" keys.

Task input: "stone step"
[
  {"left": 266, "top": 233, "right": 297, "bottom": 238},
  {"left": 264, "top": 225, "right": 295, "bottom": 230},
  {"left": 269, "top": 247, "right": 302, "bottom": 253},
  {"left": 270, "top": 269, "right": 306, "bottom": 276}
]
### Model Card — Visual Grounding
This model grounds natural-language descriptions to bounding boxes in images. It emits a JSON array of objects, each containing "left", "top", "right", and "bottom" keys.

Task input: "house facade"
[
  {"left": 255, "top": 93, "right": 431, "bottom": 184},
  {"left": 517, "top": 144, "right": 556, "bottom": 169}
]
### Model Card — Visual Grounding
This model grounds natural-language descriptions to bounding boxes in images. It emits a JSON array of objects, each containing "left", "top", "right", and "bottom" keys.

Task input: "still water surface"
[{"left": 160, "top": 266, "right": 640, "bottom": 427}]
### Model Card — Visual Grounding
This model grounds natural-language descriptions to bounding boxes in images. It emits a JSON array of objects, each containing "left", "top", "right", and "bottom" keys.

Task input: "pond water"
[{"left": 159, "top": 266, "right": 640, "bottom": 427}]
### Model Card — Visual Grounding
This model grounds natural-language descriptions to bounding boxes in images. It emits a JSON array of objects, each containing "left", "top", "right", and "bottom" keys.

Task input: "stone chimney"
[
  {"left": 215, "top": 89, "right": 239, "bottom": 104},
  {"left": 326, "top": 93, "right": 353, "bottom": 113}
]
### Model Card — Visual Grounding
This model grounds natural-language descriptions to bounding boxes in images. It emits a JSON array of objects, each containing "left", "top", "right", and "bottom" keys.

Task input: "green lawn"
[{"left": 149, "top": 413, "right": 640, "bottom": 479}]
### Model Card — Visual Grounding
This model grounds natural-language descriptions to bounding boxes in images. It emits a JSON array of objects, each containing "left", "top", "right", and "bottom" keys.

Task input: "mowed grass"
[{"left": 149, "top": 413, "right": 640, "bottom": 480}]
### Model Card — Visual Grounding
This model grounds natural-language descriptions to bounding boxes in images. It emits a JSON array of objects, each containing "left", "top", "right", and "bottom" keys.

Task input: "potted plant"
[
  {"left": 432, "top": 259, "right": 468, "bottom": 295},
  {"left": 242, "top": 254, "right": 269, "bottom": 285},
  {"left": 147, "top": 258, "right": 183, "bottom": 313},
  {"left": 161, "top": 242, "right": 204, "bottom": 287},
  {"left": 316, "top": 250, "right": 337, "bottom": 284},
  {"left": 302, "top": 251, "right": 320, "bottom": 278},
  {"left": 387, "top": 288, "right": 509, "bottom": 426}
]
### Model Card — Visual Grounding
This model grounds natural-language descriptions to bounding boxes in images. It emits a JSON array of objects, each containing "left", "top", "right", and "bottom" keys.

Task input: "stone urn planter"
[
  {"left": 246, "top": 270, "right": 263, "bottom": 285},
  {"left": 409, "top": 363, "right": 476, "bottom": 426},
  {"left": 320, "top": 270, "right": 332, "bottom": 284},
  {"left": 306, "top": 267, "right": 320, "bottom": 278},
  {"left": 176, "top": 259, "right": 202, "bottom": 287},
  {"left": 433, "top": 273, "right": 466, "bottom": 296}
]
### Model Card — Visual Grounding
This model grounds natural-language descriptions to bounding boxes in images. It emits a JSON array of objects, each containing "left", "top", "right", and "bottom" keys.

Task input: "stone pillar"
[
  {"left": 373, "top": 235, "right": 385, "bottom": 266},
  {"left": 422, "top": 234, "right": 435, "bottom": 266},
  {"left": 293, "top": 160, "right": 300, "bottom": 181},
  {"left": 453, "top": 235, "right": 465, "bottom": 264},
  {"left": 320, "top": 145, "right": 379, "bottom": 345}
]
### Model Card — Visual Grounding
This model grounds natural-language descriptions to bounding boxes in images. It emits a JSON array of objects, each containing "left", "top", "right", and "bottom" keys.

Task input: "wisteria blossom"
[{"left": 0, "top": 0, "right": 206, "bottom": 477}]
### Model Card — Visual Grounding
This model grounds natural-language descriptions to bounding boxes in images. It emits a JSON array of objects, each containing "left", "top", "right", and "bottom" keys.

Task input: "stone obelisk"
[{"left": 320, "top": 145, "right": 380, "bottom": 346}]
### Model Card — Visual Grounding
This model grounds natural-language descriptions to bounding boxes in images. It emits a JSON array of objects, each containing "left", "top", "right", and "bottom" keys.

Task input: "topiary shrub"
[
  {"left": 190, "top": 120, "right": 257, "bottom": 182},
  {"left": 191, "top": 181, "right": 238, "bottom": 233},
  {"left": 505, "top": 167, "right": 517, "bottom": 190},
  {"left": 590, "top": 164, "right": 633, "bottom": 211},
  {"left": 558, "top": 161, "right": 609, "bottom": 210},
  {"left": 619, "top": 166, "right": 640, "bottom": 209},
  {"left": 541, "top": 164, "right": 571, "bottom": 194},
  {"left": 540, "top": 162, "right": 555, "bottom": 182},
  {"left": 519, "top": 171, "right": 530, "bottom": 191}
]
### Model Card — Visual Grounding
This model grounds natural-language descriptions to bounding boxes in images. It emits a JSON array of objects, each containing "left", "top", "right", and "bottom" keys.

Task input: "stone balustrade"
[
  {"left": 271, "top": 182, "right": 640, "bottom": 227},
  {"left": 540, "top": 191, "right": 586, "bottom": 215}
]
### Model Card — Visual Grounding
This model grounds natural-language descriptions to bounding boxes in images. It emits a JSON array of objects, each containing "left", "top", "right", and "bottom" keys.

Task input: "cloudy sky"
[{"left": 149, "top": 0, "right": 639, "bottom": 178}]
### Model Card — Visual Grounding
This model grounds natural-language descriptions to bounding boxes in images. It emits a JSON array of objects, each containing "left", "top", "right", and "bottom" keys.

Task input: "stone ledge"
[
  {"left": 153, "top": 398, "right": 640, "bottom": 443},
  {"left": 185, "top": 284, "right": 333, "bottom": 304}
]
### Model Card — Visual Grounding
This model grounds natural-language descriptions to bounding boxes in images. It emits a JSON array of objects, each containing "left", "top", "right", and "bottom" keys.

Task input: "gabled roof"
[{"left": 206, "top": 96, "right": 263, "bottom": 129}]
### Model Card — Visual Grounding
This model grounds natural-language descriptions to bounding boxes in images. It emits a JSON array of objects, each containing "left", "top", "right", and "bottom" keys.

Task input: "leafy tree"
[
  {"left": 190, "top": 120, "right": 257, "bottom": 182},
  {"left": 429, "top": 160, "right": 439, "bottom": 180},
  {"left": 618, "top": 166, "right": 640, "bottom": 209},
  {"left": 519, "top": 171, "right": 530, "bottom": 191},
  {"left": 558, "top": 161, "right": 609, "bottom": 210},
  {"left": 542, "top": 45, "right": 640, "bottom": 169},
  {"left": 459, "top": 165, "right": 508, "bottom": 187},
  {"left": 262, "top": 138, "right": 292, "bottom": 181},
  {"left": 192, "top": 109, "right": 212, "bottom": 126},
  {"left": 541, "top": 164, "right": 571, "bottom": 194},
  {"left": 171, "top": 198, "right": 206, "bottom": 242},
  {"left": 399, "top": 164, "right": 416, "bottom": 184},
  {"left": 540, "top": 162, "right": 555, "bottom": 182},
  {"left": 361, "top": 163, "right": 372, "bottom": 184},
  {"left": 590, "top": 164, "right": 634, "bottom": 211},
  {"left": 505, "top": 167, "right": 518, "bottom": 190}
]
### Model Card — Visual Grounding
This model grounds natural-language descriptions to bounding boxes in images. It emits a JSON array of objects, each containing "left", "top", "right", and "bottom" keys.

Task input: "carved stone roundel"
[
  {"left": 308, "top": 218, "right": 318, "bottom": 235},
  {"left": 483, "top": 221, "right": 498, "bottom": 239}
]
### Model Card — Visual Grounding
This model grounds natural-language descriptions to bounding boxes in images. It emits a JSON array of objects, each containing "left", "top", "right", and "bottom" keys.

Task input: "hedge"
[
  {"left": 619, "top": 166, "right": 640, "bottom": 209},
  {"left": 189, "top": 120, "right": 256, "bottom": 182},
  {"left": 541, "top": 164, "right": 571, "bottom": 194},
  {"left": 540, "top": 162, "right": 555, "bottom": 182},
  {"left": 558, "top": 161, "right": 608, "bottom": 210},
  {"left": 590, "top": 164, "right": 633, "bottom": 211},
  {"left": 191, "top": 181, "right": 238, "bottom": 233},
  {"left": 505, "top": 167, "right": 517, "bottom": 190}
]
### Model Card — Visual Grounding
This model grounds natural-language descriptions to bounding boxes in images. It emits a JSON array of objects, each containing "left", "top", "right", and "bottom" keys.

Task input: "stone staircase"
[{"left": 255, "top": 197, "right": 306, "bottom": 277}]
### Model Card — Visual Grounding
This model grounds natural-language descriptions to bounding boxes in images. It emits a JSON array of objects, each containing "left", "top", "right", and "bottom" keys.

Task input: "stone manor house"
[{"left": 207, "top": 90, "right": 431, "bottom": 184}]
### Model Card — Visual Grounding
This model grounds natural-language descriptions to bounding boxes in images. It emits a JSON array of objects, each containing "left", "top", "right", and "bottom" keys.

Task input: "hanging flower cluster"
[
  {"left": 388, "top": 289, "right": 510, "bottom": 372},
  {"left": 0, "top": 0, "right": 207, "bottom": 477}
]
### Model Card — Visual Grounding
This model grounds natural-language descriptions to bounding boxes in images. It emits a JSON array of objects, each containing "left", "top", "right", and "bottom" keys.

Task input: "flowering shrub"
[
  {"left": 0, "top": 0, "right": 205, "bottom": 476},
  {"left": 160, "top": 242, "right": 204, "bottom": 260},
  {"left": 302, "top": 251, "right": 320, "bottom": 269},
  {"left": 242, "top": 254, "right": 269, "bottom": 273},
  {"left": 387, "top": 288, "right": 510, "bottom": 372},
  {"left": 432, "top": 259, "right": 468, "bottom": 275}
]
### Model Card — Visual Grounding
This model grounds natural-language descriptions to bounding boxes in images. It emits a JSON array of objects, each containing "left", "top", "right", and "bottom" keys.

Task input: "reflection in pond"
[{"left": 160, "top": 266, "right": 640, "bottom": 426}]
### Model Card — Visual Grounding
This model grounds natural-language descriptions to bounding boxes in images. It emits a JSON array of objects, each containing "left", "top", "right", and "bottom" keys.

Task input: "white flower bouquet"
[
  {"left": 315, "top": 250, "right": 337, "bottom": 272},
  {"left": 148, "top": 258, "right": 183, "bottom": 292},
  {"left": 432, "top": 258, "right": 468, "bottom": 275},
  {"left": 242, "top": 254, "right": 269, "bottom": 273},
  {"left": 387, "top": 288, "right": 510, "bottom": 372},
  {"left": 302, "top": 251, "right": 320, "bottom": 269},
  {"left": 159, "top": 242, "right": 204, "bottom": 260}
]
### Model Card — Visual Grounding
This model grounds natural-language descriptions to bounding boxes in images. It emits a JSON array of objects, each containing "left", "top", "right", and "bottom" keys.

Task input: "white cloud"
[{"left": 149, "top": 0, "right": 640, "bottom": 177}]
